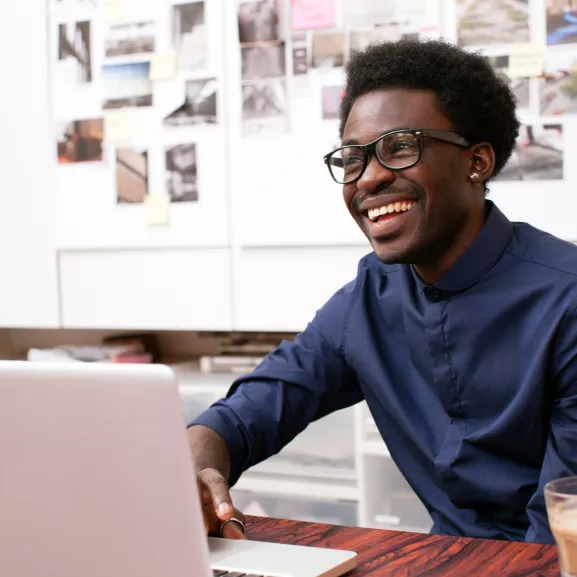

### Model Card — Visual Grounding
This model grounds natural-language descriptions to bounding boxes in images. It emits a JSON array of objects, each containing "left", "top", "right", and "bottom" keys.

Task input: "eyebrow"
[{"left": 340, "top": 127, "right": 412, "bottom": 147}]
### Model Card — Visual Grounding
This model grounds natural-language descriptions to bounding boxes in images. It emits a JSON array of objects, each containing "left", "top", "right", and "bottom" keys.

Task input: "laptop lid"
[{"left": 0, "top": 361, "right": 212, "bottom": 577}]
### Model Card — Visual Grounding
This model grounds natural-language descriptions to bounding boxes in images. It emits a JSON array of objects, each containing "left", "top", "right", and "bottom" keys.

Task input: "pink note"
[{"left": 291, "top": 0, "right": 338, "bottom": 31}]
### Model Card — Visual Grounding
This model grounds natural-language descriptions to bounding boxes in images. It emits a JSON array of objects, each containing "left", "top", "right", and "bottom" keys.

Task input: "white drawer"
[{"left": 231, "top": 489, "right": 358, "bottom": 527}]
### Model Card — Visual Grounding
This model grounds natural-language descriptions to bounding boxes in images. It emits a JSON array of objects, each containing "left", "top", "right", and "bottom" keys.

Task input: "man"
[{"left": 188, "top": 39, "right": 577, "bottom": 544}]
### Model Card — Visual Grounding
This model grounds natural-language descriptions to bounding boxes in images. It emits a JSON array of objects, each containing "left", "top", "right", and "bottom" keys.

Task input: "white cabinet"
[
  {"left": 0, "top": 0, "right": 59, "bottom": 328},
  {"left": 232, "top": 245, "right": 370, "bottom": 331},
  {"left": 59, "top": 249, "right": 233, "bottom": 330}
]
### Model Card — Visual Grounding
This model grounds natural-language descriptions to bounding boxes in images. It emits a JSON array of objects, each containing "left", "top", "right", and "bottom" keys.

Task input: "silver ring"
[{"left": 219, "top": 516, "right": 245, "bottom": 535}]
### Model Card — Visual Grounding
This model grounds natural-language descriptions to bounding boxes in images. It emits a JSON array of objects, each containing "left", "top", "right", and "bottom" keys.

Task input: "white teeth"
[{"left": 367, "top": 201, "right": 416, "bottom": 221}]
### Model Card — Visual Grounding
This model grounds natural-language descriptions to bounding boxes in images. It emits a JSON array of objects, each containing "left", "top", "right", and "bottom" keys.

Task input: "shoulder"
[{"left": 505, "top": 223, "right": 577, "bottom": 280}]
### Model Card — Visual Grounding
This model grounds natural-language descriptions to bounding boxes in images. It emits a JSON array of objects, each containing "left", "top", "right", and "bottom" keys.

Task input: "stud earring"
[{"left": 470, "top": 172, "right": 479, "bottom": 180}]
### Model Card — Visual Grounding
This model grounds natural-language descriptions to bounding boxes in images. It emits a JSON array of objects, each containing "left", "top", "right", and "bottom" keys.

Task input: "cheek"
[{"left": 342, "top": 185, "right": 357, "bottom": 212}]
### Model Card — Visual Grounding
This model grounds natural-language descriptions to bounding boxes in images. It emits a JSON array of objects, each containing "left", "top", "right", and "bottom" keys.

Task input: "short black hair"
[{"left": 340, "top": 39, "right": 520, "bottom": 185}]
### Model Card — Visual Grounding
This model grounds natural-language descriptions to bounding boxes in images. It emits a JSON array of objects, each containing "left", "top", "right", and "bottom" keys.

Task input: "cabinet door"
[
  {"left": 0, "top": 0, "right": 59, "bottom": 327},
  {"left": 232, "top": 246, "right": 370, "bottom": 331},
  {"left": 59, "top": 249, "right": 233, "bottom": 330}
]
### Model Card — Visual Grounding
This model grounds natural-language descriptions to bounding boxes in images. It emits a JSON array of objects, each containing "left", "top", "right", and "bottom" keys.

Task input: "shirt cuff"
[{"left": 188, "top": 403, "right": 247, "bottom": 487}]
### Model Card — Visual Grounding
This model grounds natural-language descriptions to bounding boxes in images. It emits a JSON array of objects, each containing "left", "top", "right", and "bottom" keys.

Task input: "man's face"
[{"left": 341, "top": 88, "right": 476, "bottom": 265}]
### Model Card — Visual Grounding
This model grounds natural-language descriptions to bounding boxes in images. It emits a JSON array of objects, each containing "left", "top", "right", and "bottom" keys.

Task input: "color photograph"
[
  {"left": 322, "top": 86, "right": 344, "bottom": 120},
  {"left": 457, "top": 0, "right": 529, "bottom": 47},
  {"left": 311, "top": 32, "right": 345, "bottom": 68},
  {"left": 540, "top": 52, "right": 577, "bottom": 115},
  {"left": 173, "top": 2, "right": 206, "bottom": 70},
  {"left": 546, "top": 0, "right": 577, "bottom": 45},
  {"left": 165, "top": 143, "right": 199, "bottom": 202},
  {"left": 56, "top": 118, "right": 103, "bottom": 164},
  {"left": 164, "top": 78, "right": 218, "bottom": 126},
  {"left": 102, "top": 62, "right": 153, "bottom": 109},
  {"left": 105, "top": 21, "right": 155, "bottom": 57},
  {"left": 495, "top": 124, "right": 564, "bottom": 181},
  {"left": 238, "top": 0, "right": 280, "bottom": 44},
  {"left": 486, "top": 55, "right": 530, "bottom": 110},
  {"left": 116, "top": 147, "right": 148, "bottom": 203},
  {"left": 56, "top": 21, "right": 92, "bottom": 85}
]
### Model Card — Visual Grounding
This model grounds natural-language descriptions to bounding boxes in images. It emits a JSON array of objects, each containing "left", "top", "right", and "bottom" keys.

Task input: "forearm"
[{"left": 187, "top": 424, "right": 231, "bottom": 481}]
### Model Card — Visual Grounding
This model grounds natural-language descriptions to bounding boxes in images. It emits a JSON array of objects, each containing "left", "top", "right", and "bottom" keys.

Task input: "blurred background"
[{"left": 0, "top": 0, "right": 574, "bottom": 532}]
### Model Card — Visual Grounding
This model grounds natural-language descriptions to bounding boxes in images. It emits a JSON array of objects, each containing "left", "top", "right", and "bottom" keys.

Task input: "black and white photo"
[
  {"left": 105, "top": 21, "right": 155, "bottom": 57},
  {"left": 241, "top": 43, "right": 286, "bottom": 81},
  {"left": 238, "top": 0, "right": 280, "bottom": 44},
  {"left": 242, "top": 79, "right": 288, "bottom": 136},
  {"left": 57, "top": 21, "right": 92, "bottom": 85},
  {"left": 173, "top": 2, "right": 206, "bottom": 70},
  {"left": 487, "top": 55, "right": 530, "bottom": 110},
  {"left": 165, "top": 143, "right": 199, "bottom": 202},
  {"left": 495, "top": 124, "right": 564, "bottom": 182},
  {"left": 164, "top": 78, "right": 218, "bottom": 126},
  {"left": 102, "top": 62, "right": 153, "bottom": 109}
]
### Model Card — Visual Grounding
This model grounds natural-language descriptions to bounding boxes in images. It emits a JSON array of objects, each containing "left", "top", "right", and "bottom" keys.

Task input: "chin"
[{"left": 372, "top": 243, "right": 415, "bottom": 265}]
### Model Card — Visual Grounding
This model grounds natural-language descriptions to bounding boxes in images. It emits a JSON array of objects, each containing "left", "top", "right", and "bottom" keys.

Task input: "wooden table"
[{"left": 245, "top": 516, "right": 559, "bottom": 576}]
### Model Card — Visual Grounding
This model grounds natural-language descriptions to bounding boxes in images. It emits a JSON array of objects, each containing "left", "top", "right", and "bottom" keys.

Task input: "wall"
[{"left": 0, "top": 0, "right": 575, "bottom": 338}]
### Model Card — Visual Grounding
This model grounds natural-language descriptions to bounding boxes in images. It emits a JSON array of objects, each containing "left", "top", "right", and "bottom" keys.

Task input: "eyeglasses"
[{"left": 323, "top": 128, "right": 471, "bottom": 185}]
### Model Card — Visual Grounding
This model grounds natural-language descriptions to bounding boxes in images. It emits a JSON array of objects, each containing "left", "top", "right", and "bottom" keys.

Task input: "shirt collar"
[{"left": 410, "top": 200, "right": 513, "bottom": 294}]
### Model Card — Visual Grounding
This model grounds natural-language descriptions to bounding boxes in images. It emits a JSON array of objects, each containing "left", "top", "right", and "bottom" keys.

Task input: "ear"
[{"left": 468, "top": 142, "right": 495, "bottom": 183}]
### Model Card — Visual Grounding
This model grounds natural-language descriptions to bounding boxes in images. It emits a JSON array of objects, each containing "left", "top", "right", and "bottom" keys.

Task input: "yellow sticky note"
[
  {"left": 150, "top": 50, "right": 177, "bottom": 81},
  {"left": 144, "top": 194, "right": 171, "bottom": 226},
  {"left": 102, "top": 0, "right": 124, "bottom": 21},
  {"left": 508, "top": 44, "right": 544, "bottom": 78},
  {"left": 104, "top": 111, "right": 131, "bottom": 143}
]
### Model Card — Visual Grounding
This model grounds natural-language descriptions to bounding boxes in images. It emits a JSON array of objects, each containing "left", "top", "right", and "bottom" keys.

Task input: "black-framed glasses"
[{"left": 323, "top": 128, "right": 471, "bottom": 185}]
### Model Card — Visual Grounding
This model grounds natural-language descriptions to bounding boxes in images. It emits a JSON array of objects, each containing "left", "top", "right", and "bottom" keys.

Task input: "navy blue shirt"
[{"left": 193, "top": 202, "right": 577, "bottom": 544}]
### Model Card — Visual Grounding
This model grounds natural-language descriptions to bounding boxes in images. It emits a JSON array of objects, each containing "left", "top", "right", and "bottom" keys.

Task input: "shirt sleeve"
[
  {"left": 190, "top": 280, "right": 363, "bottom": 487},
  {"left": 526, "top": 304, "right": 577, "bottom": 544}
]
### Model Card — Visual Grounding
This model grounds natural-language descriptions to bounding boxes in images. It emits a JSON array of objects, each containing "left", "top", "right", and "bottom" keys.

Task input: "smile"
[{"left": 367, "top": 201, "right": 416, "bottom": 222}]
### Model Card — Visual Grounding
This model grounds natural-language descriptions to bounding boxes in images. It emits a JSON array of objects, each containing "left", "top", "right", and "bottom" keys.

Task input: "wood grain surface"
[{"left": 245, "top": 516, "right": 559, "bottom": 576}]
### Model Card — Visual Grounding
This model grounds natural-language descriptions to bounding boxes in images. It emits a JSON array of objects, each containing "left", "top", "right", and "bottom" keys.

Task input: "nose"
[{"left": 356, "top": 155, "right": 395, "bottom": 194}]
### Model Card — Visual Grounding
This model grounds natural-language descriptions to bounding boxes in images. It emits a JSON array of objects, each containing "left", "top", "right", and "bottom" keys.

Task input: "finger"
[
  {"left": 221, "top": 521, "right": 247, "bottom": 540},
  {"left": 198, "top": 469, "right": 234, "bottom": 520}
]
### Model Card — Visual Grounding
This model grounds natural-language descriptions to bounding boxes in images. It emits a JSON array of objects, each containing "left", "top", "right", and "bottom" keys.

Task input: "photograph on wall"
[
  {"left": 102, "top": 62, "right": 153, "bottom": 109},
  {"left": 322, "top": 85, "right": 344, "bottom": 120},
  {"left": 540, "top": 52, "right": 577, "bottom": 115},
  {"left": 456, "top": 0, "right": 529, "bottom": 47},
  {"left": 546, "top": 0, "right": 577, "bottom": 45},
  {"left": 486, "top": 55, "right": 530, "bottom": 111},
  {"left": 495, "top": 124, "right": 564, "bottom": 181},
  {"left": 311, "top": 33, "right": 345, "bottom": 68},
  {"left": 341, "top": 0, "right": 395, "bottom": 29},
  {"left": 56, "top": 21, "right": 92, "bottom": 85},
  {"left": 165, "top": 143, "right": 199, "bottom": 202},
  {"left": 241, "top": 43, "right": 286, "bottom": 81},
  {"left": 173, "top": 2, "right": 207, "bottom": 70},
  {"left": 56, "top": 118, "right": 103, "bottom": 164},
  {"left": 164, "top": 78, "right": 218, "bottom": 126},
  {"left": 116, "top": 147, "right": 148, "bottom": 203},
  {"left": 349, "top": 24, "right": 419, "bottom": 53},
  {"left": 242, "top": 79, "right": 288, "bottom": 136},
  {"left": 105, "top": 21, "right": 155, "bottom": 57},
  {"left": 238, "top": 0, "right": 281, "bottom": 44}
]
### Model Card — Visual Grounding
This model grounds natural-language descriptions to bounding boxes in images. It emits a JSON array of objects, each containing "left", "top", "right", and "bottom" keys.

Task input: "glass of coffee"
[{"left": 545, "top": 477, "right": 577, "bottom": 577}]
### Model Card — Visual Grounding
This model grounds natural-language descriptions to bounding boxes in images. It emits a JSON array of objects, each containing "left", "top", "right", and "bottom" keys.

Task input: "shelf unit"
[{"left": 175, "top": 362, "right": 432, "bottom": 533}]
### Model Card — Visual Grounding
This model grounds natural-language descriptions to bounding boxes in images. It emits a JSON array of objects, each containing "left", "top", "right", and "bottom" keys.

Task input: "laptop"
[{"left": 0, "top": 361, "right": 356, "bottom": 577}]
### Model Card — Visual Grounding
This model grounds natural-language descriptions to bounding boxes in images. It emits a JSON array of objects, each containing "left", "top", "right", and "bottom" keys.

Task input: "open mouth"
[{"left": 366, "top": 200, "right": 417, "bottom": 223}]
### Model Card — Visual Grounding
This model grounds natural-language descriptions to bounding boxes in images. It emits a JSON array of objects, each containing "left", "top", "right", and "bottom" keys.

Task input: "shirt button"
[{"left": 429, "top": 288, "right": 441, "bottom": 300}]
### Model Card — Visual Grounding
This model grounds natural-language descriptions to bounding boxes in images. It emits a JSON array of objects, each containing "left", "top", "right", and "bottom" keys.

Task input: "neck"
[{"left": 414, "top": 201, "right": 488, "bottom": 286}]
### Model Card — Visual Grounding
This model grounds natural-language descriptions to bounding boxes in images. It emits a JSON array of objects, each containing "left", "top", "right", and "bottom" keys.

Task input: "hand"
[{"left": 197, "top": 468, "right": 247, "bottom": 540}]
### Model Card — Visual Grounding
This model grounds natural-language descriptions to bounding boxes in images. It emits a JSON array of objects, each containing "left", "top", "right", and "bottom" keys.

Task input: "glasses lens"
[
  {"left": 377, "top": 132, "right": 420, "bottom": 169},
  {"left": 328, "top": 146, "right": 365, "bottom": 184}
]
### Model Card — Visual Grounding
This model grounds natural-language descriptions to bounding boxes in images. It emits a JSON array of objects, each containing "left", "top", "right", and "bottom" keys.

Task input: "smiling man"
[{"left": 188, "top": 39, "right": 577, "bottom": 544}]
